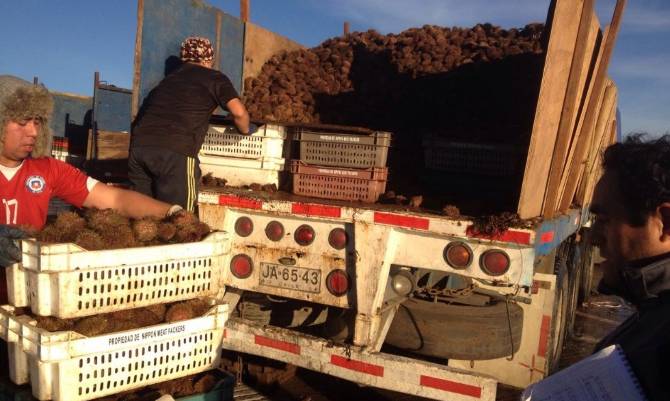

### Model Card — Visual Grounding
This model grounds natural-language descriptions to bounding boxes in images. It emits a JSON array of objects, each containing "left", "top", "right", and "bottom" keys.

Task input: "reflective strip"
[
  {"left": 537, "top": 315, "right": 551, "bottom": 357},
  {"left": 420, "top": 375, "right": 482, "bottom": 398},
  {"left": 218, "top": 194, "right": 263, "bottom": 209},
  {"left": 540, "top": 231, "right": 555, "bottom": 243},
  {"left": 465, "top": 226, "right": 531, "bottom": 245},
  {"left": 255, "top": 335, "right": 300, "bottom": 355},
  {"left": 330, "top": 355, "right": 384, "bottom": 377},
  {"left": 292, "top": 203, "right": 341, "bottom": 218},
  {"left": 373, "top": 212, "right": 430, "bottom": 230}
]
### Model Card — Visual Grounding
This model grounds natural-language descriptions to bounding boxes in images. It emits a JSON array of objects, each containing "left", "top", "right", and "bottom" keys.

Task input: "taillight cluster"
[
  {"left": 326, "top": 270, "right": 349, "bottom": 296},
  {"left": 233, "top": 217, "right": 347, "bottom": 249},
  {"left": 230, "top": 254, "right": 253, "bottom": 279},
  {"left": 294, "top": 225, "right": 315, "bottom": 246},
  {"left": 443, "top": 241, "right": 510, "bottom": 276}
]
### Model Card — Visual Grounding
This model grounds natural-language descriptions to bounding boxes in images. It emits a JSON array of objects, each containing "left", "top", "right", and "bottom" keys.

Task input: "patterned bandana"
[{"left": 180, "top": 36, "right": 214, "bottom": 62}]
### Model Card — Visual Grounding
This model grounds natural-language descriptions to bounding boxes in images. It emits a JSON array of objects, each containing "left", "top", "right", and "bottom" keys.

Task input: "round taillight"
[
  {"left": 326, "top": 269, "right": 349, "bottom": 297},
  {"left": 230, "top": 254, "right": 253, "bottom": 279},
  {"left": 391, "top": 271, "right": 414, "bottom": 296},
  {"left": 480, "top": 250, "right": 510, "bottom": 276},
  {"left": 294, "top": 225, "right": 315, "bottom": 246},
  {"left": 328, "top": 228, "right": 348, "bottom": 250},
  {"left": 265, "top": 221, "right": 284, "bottom": 242},
  {"left": 443, "top": 242, "right": 473, "bottom": 269},
  {"left": 234, "top": 217, "right": 253, "bottom": 237}
]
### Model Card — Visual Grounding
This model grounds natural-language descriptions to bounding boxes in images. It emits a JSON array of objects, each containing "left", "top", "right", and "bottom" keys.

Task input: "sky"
[{"left": 0, "top": 0, "right": 668, "bottom": 136}]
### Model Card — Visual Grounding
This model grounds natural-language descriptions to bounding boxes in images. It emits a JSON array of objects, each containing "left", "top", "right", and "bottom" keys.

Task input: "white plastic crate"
[
  {"left": 199, "top": 154, "right": 285, "bottom": 187},
  {"left": 6, "top": 232, "right": 229, "bottom": 319},
  {"left": 0, "top": 303, "right": 228, "bottom": 401},
  {"left": 201, "top": 124, "right": 286, "bottom": 159}
]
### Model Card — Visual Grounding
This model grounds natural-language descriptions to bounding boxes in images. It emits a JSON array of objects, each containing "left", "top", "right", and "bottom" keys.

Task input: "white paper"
[{"left": 521, "top": 344, "right": 647, "bottom": 401}]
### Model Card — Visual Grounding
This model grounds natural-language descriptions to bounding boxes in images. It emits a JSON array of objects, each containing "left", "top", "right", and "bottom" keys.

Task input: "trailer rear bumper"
[{"left": 223, "top": 317, "right": 497, "bottom": 401}]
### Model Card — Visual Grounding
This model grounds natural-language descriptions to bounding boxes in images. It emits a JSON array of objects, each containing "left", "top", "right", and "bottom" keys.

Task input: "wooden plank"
[
  {"left": 576, "top": 85, "right": 617, "bottom": 204},
  {"left": 86, "top": 129, "right": 94, "bottom": 160},
  {"left": 582, "top": 104, "right": 617, "bottom": 205},
  {"left": 131, "top": 0, "right": 144, "bottom": 119},
  {"left": 96, "top": 130, "right": 131, "bottom": 160},
  {"left": 558, "top": 28, "right": 608, "bottom": 203},
  {"left": 573, "top": 85, "right": 617, "bottom": 205},
  {"left": 542, "top": 2, "right": 598, "bottom": 217},
  {"left": 574, "top": 84, "right": 613, "bottom": 202},
  {"left": 558, "top": 0, "right": 626, "bottom": 211},
  {"left": 576, "top": 81, "right": 616, "bottom": 199},
  {"left": 517, "top": 0, "right": 585, "bottom": 219},
  {"left": 242, "top": 22, "right": 304, "bottom": 88}
]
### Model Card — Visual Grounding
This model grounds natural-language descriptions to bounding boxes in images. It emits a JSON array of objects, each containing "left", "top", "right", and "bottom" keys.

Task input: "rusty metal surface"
[{"left": 235, "top": 278, "right": 634, "bottom": 400}]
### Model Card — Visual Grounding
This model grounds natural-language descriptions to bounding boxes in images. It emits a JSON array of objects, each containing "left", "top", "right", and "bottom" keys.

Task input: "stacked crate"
[
  {"left": 199, "top": 124, "right": 286, "bottom": 187},
  {"left": 290, "top": 128, "right": 391, "bottom": 203},
  {"left": 51, "top": 136, "right": 69, "bottom": 162},
  {"left": 421, "top": 134, "right": 523, "bottom": 177},
  {"left": 0, "top": 234, "right": 230, "bottom": 401}
]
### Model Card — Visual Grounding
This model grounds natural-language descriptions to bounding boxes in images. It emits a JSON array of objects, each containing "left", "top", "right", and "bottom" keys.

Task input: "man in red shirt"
[{"left": 0, "top": 85, "right": 179, "bottom": 267}]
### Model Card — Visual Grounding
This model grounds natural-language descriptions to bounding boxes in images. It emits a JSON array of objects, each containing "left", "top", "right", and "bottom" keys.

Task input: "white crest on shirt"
[{"left": 25, "top": 175, "right": 46, "bottom": 194}]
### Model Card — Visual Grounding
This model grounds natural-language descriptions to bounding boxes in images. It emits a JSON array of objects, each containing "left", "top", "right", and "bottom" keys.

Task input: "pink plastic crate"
[{"left": 289, "top": 161, "right": 387, "bottom": 203}]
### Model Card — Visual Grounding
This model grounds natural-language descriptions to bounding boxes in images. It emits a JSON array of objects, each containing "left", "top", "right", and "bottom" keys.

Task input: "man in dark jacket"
[
  {"left": 589, "top": 134, "right": 670, "bottom": 401},
  {"left": 129, "top": 36, "right": 256, "bottom": 212}
]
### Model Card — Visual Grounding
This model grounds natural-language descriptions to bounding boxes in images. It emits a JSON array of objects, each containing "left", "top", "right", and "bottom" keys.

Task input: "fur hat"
[
  {"left": 0, "top": 85, "right": 53, "bottom": 158},
  {"left": 180, "top": 36, "right": 214, "bottom": 63}
]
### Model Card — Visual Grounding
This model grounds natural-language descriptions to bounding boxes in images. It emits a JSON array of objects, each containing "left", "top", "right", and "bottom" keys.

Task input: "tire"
[{"left": 385, "top": 298, "right": 524, "bottom": 360}]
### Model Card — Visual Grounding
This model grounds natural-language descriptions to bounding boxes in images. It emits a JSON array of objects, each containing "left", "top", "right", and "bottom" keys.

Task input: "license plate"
[{"left": 259, "top": 263, "right": 321, "bottom": 293}]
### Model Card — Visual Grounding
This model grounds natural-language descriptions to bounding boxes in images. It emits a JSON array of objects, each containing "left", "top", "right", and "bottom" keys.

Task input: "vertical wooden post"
[
  {"left": 33, "top": 77, "right": 39, "bottom": 85},
  {"left": 131, "top": 0, "right": 145, "bottom": 119},
  {"left": 214, "top": 11, "right": 222, "bottom": 71},
  {"left": 91, "top": 71, "right": 100, "bottom": 159},
  {"left": 344, "top": 21, "right": 350, "bottom": 35},
  {"left": 240, "top": 0, "right": 249, "bottom": 22}
]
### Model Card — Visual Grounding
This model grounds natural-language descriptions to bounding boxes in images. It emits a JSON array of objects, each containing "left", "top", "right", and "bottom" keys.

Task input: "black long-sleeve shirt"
[{"left": 131, "top": 62, "right": 239, "bottom": 157}]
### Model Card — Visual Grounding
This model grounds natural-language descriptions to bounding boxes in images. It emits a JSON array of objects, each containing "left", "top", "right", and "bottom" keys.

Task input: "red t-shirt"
[{"left": 0, "top": 157, "right": 92, "bottom": 230}]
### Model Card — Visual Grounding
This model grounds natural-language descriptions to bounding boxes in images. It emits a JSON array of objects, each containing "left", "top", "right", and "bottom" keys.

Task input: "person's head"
[
  {"left": 180, "top": 36, "right": 214, "bottom": 68},
  {"left": 0, "top": 85, "right": 53, "bottom": 167},
  {"left": 591, "top": 134, "right": 670, "bottom": 268}
]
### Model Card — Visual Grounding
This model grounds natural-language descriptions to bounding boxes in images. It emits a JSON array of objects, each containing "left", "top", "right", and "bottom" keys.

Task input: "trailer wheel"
[{"left": 384, "top": 298, "right": 523, "bottom": 360}]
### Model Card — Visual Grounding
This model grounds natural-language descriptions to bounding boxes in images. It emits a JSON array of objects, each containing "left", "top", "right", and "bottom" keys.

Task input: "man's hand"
[{"left": 0, "top": 225, "right": 27, "bottom": 266}]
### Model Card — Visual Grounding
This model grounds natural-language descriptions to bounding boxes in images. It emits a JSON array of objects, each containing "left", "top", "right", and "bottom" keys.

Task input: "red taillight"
[
  {"left": 265, "top": 221, "right": 284, "bottom": 241},
  {"left": 326, "top": 269, "right": 349, "bottom": 296},
  {"left": 230, "top": 254, "right": 253, "bottom": 279},
  {"left": 328, "top": 228, "right": 347, "bottom": 250},
  {"left": 234, "top": 217, "right": 253, "bottom": 237},
  {"left": 480, "top": 250, "right": 510, "bottom": 276},
  {"left": 443, "top": 242, "right": 473, "bottom": 269},
  {"left": 294, "top": 225, "right": 315, "bottom": 246}
]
